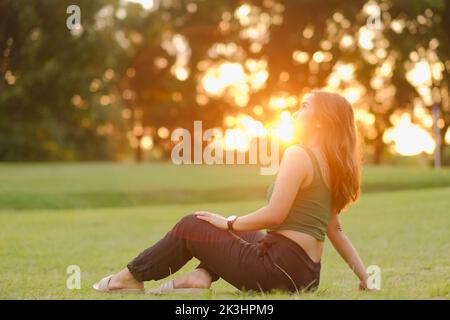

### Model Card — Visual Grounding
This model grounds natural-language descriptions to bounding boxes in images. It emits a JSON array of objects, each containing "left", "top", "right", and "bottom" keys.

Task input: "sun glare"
[
  {"left": 383, "top": 113, "right": 435, "bottom": 156},
  {"left": 125, "top": 0, "right": 155, "bottom": 10}
]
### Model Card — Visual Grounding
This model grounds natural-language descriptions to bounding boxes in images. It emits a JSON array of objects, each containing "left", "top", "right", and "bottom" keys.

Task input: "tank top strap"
[{"left": 298, "top": 144, "right": 327, "bottom": 187}]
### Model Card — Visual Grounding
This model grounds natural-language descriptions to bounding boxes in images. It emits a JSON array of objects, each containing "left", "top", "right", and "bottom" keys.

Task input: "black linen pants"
[{"left": 127, "top": 213, "right": 321, "bottom": 293}]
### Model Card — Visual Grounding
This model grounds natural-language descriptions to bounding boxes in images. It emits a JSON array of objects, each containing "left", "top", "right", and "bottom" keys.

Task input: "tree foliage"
[{"left": 1, "top": 0, "right": 449, "bottom": 164}]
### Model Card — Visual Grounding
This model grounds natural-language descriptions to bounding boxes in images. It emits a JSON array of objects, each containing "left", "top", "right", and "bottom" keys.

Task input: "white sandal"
[
  {"left": 93, "top": 275, "right": 145, "bottom": 294},
  {"left": 149, "top": 279, "right": 210, "bottom": 295}
]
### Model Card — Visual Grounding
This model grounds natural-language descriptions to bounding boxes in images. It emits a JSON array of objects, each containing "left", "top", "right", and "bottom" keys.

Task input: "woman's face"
[{"left": 293, "top": 94, "right": 316, "bottom": 133}]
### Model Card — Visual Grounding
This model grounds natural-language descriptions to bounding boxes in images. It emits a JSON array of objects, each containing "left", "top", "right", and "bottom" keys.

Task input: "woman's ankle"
[
  {"left": 173, "top": 268, "right": 212, "bottom": 289},
  {"left": 109, "top": 268, "right": 144, "bottom": 289}
]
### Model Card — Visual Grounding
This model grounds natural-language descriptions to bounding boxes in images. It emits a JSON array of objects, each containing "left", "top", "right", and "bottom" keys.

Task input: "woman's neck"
[{"left": 302, "top": 134, "right": 322, "bottom": 150}]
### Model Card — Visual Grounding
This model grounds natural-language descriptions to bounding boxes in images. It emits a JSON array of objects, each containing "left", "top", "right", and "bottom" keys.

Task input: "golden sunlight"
[
  {"left": 269, "top": 111, "right": 296, "bottom": 143},
  {"left": 125, "top": 0, "right": 156, "bottom": 10},
  {"left": 383, "top": 113, "right": 435, "bottom": 156},
  {"left": 141, "top": 135, "right": 154, "bottom": 150},
  {"left": 237, "top": 114, "right": 267, "bottom": 138},
  {"left": 224, "top": 129, "right": 249, "bottom": 152}
]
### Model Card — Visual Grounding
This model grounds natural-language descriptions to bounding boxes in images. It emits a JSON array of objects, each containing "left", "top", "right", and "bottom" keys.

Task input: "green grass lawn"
[{"left": 0, "top": 163, "right": 449, "bottom": 299}]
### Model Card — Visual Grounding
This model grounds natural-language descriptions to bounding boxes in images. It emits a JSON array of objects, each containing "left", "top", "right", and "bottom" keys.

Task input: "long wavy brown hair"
[{"left": 310, "top": 90, "right": 361, "bottom": 214}]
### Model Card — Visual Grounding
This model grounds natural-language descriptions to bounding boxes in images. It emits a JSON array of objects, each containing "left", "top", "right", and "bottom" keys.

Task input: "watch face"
[{"left": 227, "top": 215, "right": 237, "bottom": 231}]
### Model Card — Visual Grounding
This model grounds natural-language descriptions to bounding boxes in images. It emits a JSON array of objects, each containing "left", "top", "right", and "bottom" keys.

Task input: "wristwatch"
[{"left": 226, "top": 215, "right": 238, "bottom": 231}]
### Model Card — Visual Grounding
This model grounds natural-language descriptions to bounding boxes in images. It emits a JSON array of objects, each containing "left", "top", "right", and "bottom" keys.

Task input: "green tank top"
[{"left": 266, "top": 145, "right": 332, "bottom": 241}]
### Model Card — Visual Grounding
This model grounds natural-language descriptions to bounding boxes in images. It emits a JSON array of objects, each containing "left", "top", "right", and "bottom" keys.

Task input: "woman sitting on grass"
[{"left": 94, "top": 90, "right": 372, "bottom": 294}]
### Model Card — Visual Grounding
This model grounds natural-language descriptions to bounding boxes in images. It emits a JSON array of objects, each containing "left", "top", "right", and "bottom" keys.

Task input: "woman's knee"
[
  {"left": 179, "top": 213, "right": 198, "bottom": 226},
  {"left": 173, "top": 213, "right": 204, "bottom": 234},
  {"left": 168, "top": 213, "right": 213, "bottom": 243}
]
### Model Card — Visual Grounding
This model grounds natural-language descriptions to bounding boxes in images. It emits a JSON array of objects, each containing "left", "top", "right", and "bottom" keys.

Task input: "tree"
[{"left": 0, "top": 0, "right": 127, "bottom": 160}]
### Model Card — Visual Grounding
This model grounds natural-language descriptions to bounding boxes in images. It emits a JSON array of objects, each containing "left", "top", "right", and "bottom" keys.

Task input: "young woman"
[{"left": 94, "top": 90, "right": 371, "bottom": 294}]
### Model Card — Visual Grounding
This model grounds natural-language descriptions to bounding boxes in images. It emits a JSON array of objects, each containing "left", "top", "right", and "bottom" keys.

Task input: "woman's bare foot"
[
  {"left": 108, "top": 268, "right": 144, "bottom": 290},
  {"left": 172, "top": 268, "right": 212, "bottom": 289}
]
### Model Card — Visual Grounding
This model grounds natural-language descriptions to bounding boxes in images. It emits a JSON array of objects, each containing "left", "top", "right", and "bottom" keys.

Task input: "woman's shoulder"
[
  {"left": 281, "top": 144, "right": 314, "bottom": 175},
  {"left": 283, "top": 144, "right": 309, "bottom": 157},
  {"left": 282, "top": 144, "right": 313, "bottom": 164}
]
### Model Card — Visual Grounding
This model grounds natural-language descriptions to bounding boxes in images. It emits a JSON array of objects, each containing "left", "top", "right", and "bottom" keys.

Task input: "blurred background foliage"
[{"left": 0, "top": 0, "right": 449, "bottom": 164}]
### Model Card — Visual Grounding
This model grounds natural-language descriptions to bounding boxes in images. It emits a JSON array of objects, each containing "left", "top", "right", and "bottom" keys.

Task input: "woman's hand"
[
  {"left": 358, "top": 280, "right": 368, "bottom": 291},
  {"left": 195, "top": 211, "right": 228, "bottom": 231},
  {"left": 358, "top": 278, "right": 380, "bottom": 292}
]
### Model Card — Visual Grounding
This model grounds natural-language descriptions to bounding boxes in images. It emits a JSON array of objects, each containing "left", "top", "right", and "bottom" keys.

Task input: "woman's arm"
[
  {"left": 196, "top": 146, "right": 311, "bottom": 231},
  {"left": 231, "top": 146, "right": 311, "bottom": 232},
  {"left": 326, "top": 212, "right": 370, "bottom": 289}
]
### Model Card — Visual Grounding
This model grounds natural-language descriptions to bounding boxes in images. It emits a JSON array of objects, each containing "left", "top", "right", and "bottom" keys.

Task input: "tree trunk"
[
  {"left": 439, "top": 122, "right": 449, "bottom": 166},
  {"left": 373, "top": 135, "right": 384, "bottom": 164},
  {"left": 135, "top": 135, "right": 143, "bottom": 163}
]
